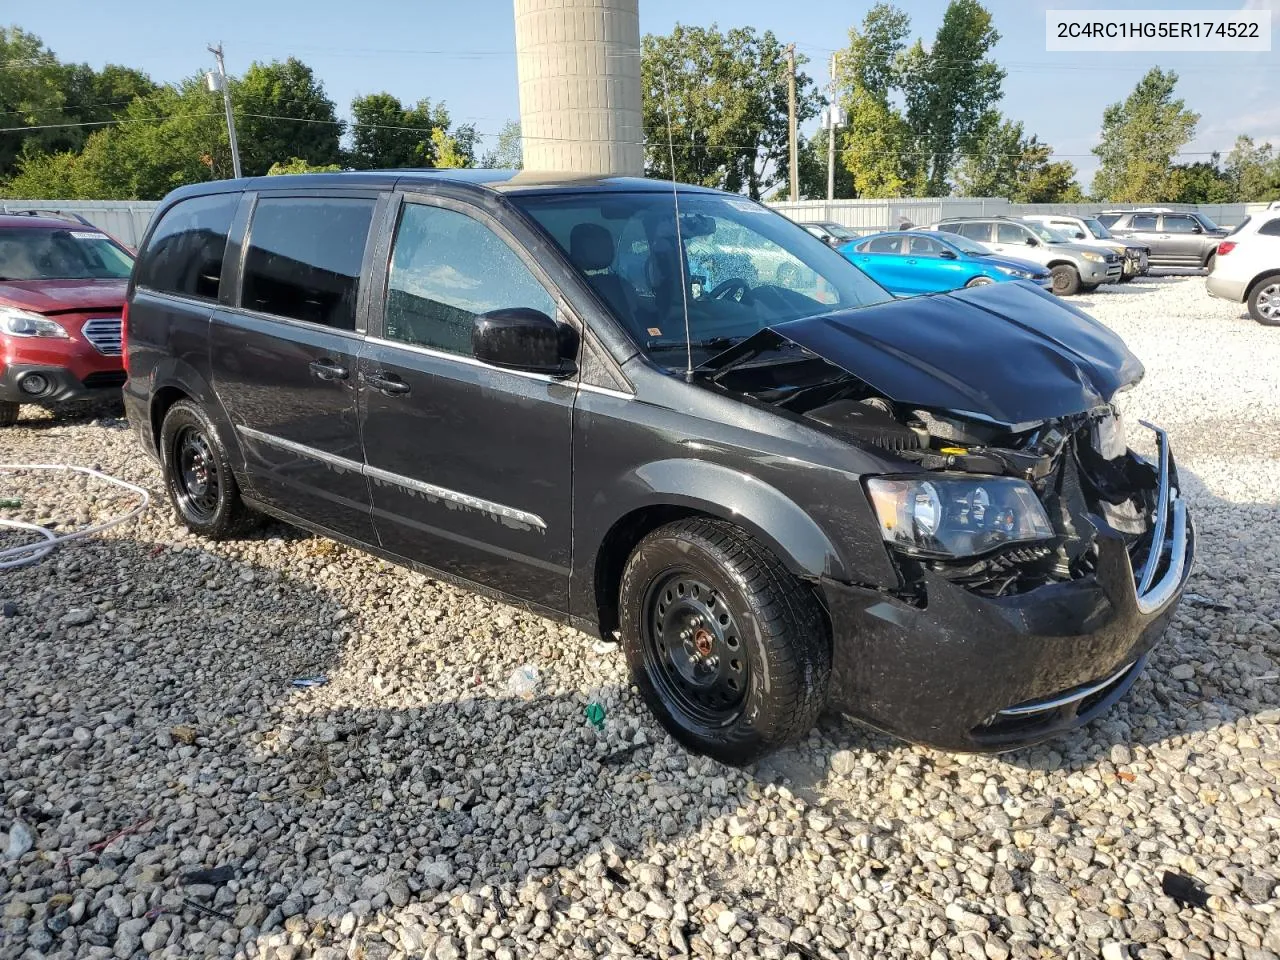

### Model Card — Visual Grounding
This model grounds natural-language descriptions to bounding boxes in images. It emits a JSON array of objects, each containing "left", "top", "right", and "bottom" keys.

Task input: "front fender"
[{"left": 627, "top": 458, "right": 848, "bottom": 582}]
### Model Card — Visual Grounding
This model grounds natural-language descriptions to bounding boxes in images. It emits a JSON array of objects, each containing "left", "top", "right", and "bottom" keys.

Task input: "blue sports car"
[{"left": 840, "top": 230, "right": 1052, "bottom": 296}]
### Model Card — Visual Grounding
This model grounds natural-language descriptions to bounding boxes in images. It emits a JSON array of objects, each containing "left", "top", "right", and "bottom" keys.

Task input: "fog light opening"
[{"left": 18, "top": 373, "right": 50, "bottom": 396}]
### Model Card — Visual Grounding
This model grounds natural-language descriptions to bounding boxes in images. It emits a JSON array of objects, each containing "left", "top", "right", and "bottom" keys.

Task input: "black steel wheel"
[
  {"left": 160, "top": 400, "right": 260, "bottom": 538},
  {"left": 620, "top": 517, "right": 830, "bottom": 766}
]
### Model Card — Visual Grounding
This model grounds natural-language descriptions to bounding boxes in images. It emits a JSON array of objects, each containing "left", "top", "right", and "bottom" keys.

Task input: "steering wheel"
[{"left": 709, "top": 278, "right": 752, "bottom": 303}]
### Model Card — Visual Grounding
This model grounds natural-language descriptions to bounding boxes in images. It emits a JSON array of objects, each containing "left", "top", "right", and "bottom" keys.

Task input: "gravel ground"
[{"left": 1, "top": 274, "right": 1278, "bottom": 960}]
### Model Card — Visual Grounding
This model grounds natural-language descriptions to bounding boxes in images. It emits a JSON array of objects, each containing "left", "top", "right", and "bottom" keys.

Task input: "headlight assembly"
[
  {"left": 994, "top": 265, "right": 1031, "bottom": 278},
  {"left": 865, "top": 475, "right": 1055, "bottom": 558},
  {"left": 0, "top": 306, "right": 70, "bottom": 339},
  {"left": 1079, "top": 251, "right": 1105, "bottom": 263}
]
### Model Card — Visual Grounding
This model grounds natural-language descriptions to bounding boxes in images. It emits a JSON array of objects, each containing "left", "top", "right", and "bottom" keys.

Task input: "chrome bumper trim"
[
  {"left": 1134, "top": 420, "right": 1191, "bottom": 615},
  {"left": 997, "top": 660, "right": 1137, "bottom": 717}
]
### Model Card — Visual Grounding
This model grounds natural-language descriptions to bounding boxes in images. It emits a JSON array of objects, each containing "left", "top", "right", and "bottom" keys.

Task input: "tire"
[
  {"left": 964, "top": 275, "right": 994, "bottom": 287},
  {"left": 1080, "top": 283, "right": 1100, "bottom": 293},
  {"left": 0, "top": 401, "right": 17, "bottom": 428},
  {"left": 618, "top": 517, "right": 830, "bottom": 766},
  {"left": 1118, "top": 274, "right": 1134, "bottom": 284},
  {"left": 159, "top": 400, "right": 261, "bottom": 538},
  {"left": 1248, "top": 273, "right": 1280, "bottom": 326},
  {"left": 1050, "top": 264, "right": 1081, "bottom": 296},
  {"left": 1204, "top": 252, "right": 1216, "bottom": 274}
]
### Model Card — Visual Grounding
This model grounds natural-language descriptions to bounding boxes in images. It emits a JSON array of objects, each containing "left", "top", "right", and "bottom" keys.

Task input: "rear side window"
[
  {"left": 955, "top": 222, "right": 992, "bottom": 242},
  {"left": 1131, "top": 214, "right": 1158, "bottom": 231},
  {"left": 136, "top": 193, "right": 238, "bottom": 300},
  {"left": 864, "top": 235, "right": 902, "bottom": 253},
  {"left": 1259, "top": 218, "right": 1280, "bottom": 237},
  {"left": 241, "top": 197, "right": 375, "bottom": 330}
]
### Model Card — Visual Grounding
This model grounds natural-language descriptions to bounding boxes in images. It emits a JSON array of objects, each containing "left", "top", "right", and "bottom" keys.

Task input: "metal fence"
[
  {"left": 0, "top": 200, "right": 160, "bottom": 247},
  {"left": 4, "top": 196, "right": 1272, "bottom": 247},
  {"left": 766, "top": 198, "right": 1273, "bottom": 233}
]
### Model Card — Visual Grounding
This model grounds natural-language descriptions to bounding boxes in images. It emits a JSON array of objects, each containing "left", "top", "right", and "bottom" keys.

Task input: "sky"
[{"left": 6, "top": 0, "right": 1279, "bottom": 191}]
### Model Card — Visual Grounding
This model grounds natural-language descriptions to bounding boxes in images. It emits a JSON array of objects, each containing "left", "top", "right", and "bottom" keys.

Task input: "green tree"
[
  {"left": 1169, "top": 157, "right": 1235, "bottom": 203},
  {"left": 901, "top": 0, "right": 1005, "bottom": 196},
  {"left": 1226, "top": 135, "right": 1280, "bottom": 202},
  {"left": 481, "top": 120, "right": 523, "bottom": 169},
  {"left": 232, "top": 58, "right": 342, "bottom": 176},
  {"left": 954, "top": 115, "right": 1082, "bottom": 201},
  {"left": 834, "top": 4, "right": 916, "bottom": 196},
  {"left": 0, "top": 27, "right": 70, "bottom": 176},
  {"left": 642, "top": 24, "right": 820, "bottom": 198},
  {"left": 1091, "top": 68, "right": 1198, "bottom": 202},
  {"left": 795, "top": 126, "right": 855, "bottom": 199},
  {"left": 349, "top": 92, "right": 434, "bottom": 168},
  {"left": 267, "top": 157, "right": 342, "bottom": 175}
]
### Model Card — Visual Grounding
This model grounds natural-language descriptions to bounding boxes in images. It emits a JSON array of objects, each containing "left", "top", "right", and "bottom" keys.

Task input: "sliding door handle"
[{"left": 364, "top": 371, "right": 411, "bottom": 396}]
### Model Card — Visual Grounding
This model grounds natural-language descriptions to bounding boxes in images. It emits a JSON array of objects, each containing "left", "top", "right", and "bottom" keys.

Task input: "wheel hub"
[{"left": 642, "top": 573, "right": 748, "bottom": 726}]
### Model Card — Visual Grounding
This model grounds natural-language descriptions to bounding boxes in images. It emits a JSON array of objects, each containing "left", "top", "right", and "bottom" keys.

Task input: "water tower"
[{"left": 514, "top": 0, "right": 644, "bottom": 176}]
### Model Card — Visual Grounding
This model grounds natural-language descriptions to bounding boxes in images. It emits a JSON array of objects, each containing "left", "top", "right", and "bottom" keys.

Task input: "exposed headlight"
[
  {"left": 865, "top": 475, "right": 1055, "bottom": 558},
  {"left": 994, "top": 265, "right": 1033, "bottom": 279},
  {"left": 0, "top": 306, "right": 70, "bottom": 339},
  {"left": 1079, "top": 250, "right": 1105, "bottom": 262}
]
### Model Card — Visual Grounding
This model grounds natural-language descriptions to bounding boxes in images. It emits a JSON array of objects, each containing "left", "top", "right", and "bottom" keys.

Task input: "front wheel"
[
  {"left": 160, "top": 400, "right": 261, "bottom": 538},
  {"left": 1080, "top": 282, "right": 1100, "bottom": 293},
  {"left": 964, "top": 275, "right": 994, "bottom": 288},
  {"left": 0, "top": 401, "right": 17, "bottom": 428},
  {"left": 1248, "top": 274, "right": 1280, "bottom": 326},
  {"left": 619, "top": 518, "right": 830, "bottom": 767},
  {"left": 1050, "top": 265, "right": 1082, "bottom": 296}
]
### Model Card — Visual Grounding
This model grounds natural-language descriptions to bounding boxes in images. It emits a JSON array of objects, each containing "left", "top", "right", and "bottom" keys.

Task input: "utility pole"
[
  {"left": 785, "top": 43, "right": 798, "bottom": 202},
  {"left": 206, "top": 43, "right": 242, "bottom": 180},
  {"left": 827, "top": 54, "right": 837, "bottom": 202}
]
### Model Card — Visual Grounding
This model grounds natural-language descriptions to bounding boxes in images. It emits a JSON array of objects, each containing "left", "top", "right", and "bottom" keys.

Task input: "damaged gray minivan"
[{"left": 124, "top": 170, "right": 1194, "bottom": 765}]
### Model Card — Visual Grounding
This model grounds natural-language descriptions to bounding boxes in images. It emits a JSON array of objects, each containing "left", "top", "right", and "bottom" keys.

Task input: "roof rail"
[{"left": 3, "top": 209, "right": 95, "bottom": 226}]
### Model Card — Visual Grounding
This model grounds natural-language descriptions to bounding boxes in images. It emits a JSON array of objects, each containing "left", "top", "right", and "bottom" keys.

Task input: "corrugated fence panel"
[
  {"left": 0, "top": 200, "right": 160, "bottom": 247},
  {"left": 768, "top": 199, "right": 1270, "bottom": 231}
]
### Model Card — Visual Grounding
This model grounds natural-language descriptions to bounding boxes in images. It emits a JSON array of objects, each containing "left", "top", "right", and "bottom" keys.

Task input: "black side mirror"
[
  {"left": 1025, "top": 236, "right": 1039, "bottom": 246},
  {"left": 473, "top": 308, "right": 577, "bottom": 376},
  {"left": 938, "top": 249, "right": 958, "bottom": 259}
]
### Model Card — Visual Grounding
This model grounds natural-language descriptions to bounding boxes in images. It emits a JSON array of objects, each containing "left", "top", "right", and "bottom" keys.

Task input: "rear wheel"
[
  {"left": 1248, "top": 274, "right": 1280, "bottom": 326},
  {"left": 160, "top": 400, "right": 261, "bottom": 538},
  {"left": 0, "top": 402, "right": 17, "bottom": 428},
  {"left": 619, "top": 517, "right": 830, "bottom": 767},
  {"left": 964, "top": 275, "right": 994, "bottom": 287},
  {"left": 1050, "top": 264, "right": 1081, "bottom": 296}
]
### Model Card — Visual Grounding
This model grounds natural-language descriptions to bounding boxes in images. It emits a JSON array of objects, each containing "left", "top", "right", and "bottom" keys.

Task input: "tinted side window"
[
  {"left": 866, "top": 235, "right": 902, "bottom": 253},
  {"left": 1131, "top": 215, "right": 1158, "bottom": 231},
  {"left": 384, "top": 204, "right": 555, "bottom": 357},
  {"left": 955, "top": 222, "right": 992, "bottom": 242},
  {"left": 241, "top": 197, "right": 375, "bottom": 330},
  {"left": 1162, "top": 215, "right": 1198, "bottom": 233},
  {"left": 1259, "top": 218, "right": 1280, "bottom": 237},
  {"left": 907, "top": 235, "right": 940, "bottom": 255},
  {"left": 997, "top": 222, "right": 1028, "bottom": 243},
  {"left": 136, "top": 193, "right": 238, "bottom": 300}
]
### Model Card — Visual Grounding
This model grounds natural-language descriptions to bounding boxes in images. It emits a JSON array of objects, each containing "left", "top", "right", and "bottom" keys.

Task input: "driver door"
[{"left": 357, "top": 196, "right": 576, "bottom": 609}]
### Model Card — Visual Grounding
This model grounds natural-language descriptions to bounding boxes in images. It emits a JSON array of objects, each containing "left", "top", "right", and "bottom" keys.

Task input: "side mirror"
[
  {"left": 938, "top": 249, "right": 958, "bottom": 260},
  {"left": 473, "top": 308, "right": 578, "bottom": 376},
  {"left": 1191, "top": 224, "right": 1203, "bottom": 234},
  {"left": 1073, "top": 231, "right": 1086, "bottom": 239},
  {"left": 1025, "top": 236, "right": 1039, "bottom": 246}
]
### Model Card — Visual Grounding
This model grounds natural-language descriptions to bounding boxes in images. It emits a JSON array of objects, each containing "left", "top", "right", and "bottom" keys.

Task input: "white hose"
[{"left": 0, "top": 464, "right": 151, "bottom": 570}]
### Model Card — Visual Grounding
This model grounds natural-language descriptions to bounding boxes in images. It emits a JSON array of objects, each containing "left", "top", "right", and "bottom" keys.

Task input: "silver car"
[{"left": 934, "top": 217, "right": 1123, "bottom": 296}]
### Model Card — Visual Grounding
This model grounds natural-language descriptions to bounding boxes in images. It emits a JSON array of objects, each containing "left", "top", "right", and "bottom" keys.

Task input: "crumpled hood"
[
  {"left": 0, "top": 279, "right": 127, "bottom": 315},
  {"left": 767, "top": 281, "right": 1144, "bottom": 426}
]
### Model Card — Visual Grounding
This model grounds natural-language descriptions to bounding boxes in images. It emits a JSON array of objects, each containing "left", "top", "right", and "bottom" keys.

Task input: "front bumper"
[
  {"left": 1206, "top": 274, "right": 1247, "bottom": 303},
  {"left": 0, "top": 362, "right": 126, "bottom": 405},
  {"left": 1081, "top": 260, "right": 1124, "bottom": 285},
  {"left": 1123, "top": 251, "right": 1150, "bottom": 278},
  {"left": 822, "top": 423, "right": 1194, "bottom": 752}
]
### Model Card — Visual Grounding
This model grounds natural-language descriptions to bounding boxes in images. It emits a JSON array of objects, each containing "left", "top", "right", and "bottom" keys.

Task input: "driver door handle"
[
  {"left": 309, "top": 359, "right": 349, "bottom": 381},
  {"left": 364, "top": 371, "right": 411, "bottom": 396}
]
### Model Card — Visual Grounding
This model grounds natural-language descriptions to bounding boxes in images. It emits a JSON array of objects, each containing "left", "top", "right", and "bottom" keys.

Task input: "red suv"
[{"left": 0, "top": 213, "right": 134, "bottom": 427}]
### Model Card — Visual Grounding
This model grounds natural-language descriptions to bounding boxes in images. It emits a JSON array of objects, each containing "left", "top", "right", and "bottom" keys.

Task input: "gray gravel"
[{"left": 2, "top": 274, "right": 1278, "bottom": 960}]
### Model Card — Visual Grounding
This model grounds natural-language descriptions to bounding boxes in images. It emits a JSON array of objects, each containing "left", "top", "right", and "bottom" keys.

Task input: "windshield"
[
  {"left": 0, "top": 227, "right": 133, "bottom": 281},
  {"left": 940, "top": 234, "right": 988, "bottom": 256},
  {"left": 1022, "top": 221, "right": 1070, "bottom": 244},
  {"left": 1193, "top": 213, "right": 1221, "bottom": 231},
  {"left": 513, "top": 191, "right": 894, "bottom": 367},
  {"left": 823, "top": 223, "right": 858, "bottom": 240},
  {"left": 1082, "top": 218, "right": 1112, "bottom": 240}
]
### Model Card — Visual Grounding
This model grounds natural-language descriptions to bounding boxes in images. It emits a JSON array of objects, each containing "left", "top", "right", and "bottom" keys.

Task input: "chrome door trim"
[{"left": 235, "top": 425, "right": 547, "bottom": 531}]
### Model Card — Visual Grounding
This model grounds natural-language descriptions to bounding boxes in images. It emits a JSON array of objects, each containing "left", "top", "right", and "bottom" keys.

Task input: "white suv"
[{"left": 1206, "top": 213, "right": 1280, "bottom": 325}]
